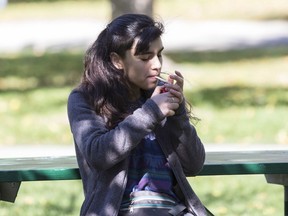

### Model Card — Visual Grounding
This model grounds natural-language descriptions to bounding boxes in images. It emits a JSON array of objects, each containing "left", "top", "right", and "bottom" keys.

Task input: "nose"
[{"left": 151, "top": 55, "right": 162, "bottom": 70}]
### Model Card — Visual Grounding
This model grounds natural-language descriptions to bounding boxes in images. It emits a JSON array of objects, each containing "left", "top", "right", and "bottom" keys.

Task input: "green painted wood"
[
  {"left": 199, "top": 150, "right": 288, "bottom": 176},
  {"left": 0, "top": 156, "right": 80, "bottom": 182},
  {"left": 1, "top": 150, "right": 288, "bottom": 182}
]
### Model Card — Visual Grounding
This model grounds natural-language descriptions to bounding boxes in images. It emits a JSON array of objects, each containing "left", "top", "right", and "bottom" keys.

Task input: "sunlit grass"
[
  {"left": 0, "top": 180, "right": 83, "bottom": 216},
  {"left": 172, "top": 51, "right": 288, "bottom": 145},
  {"left": 0, "top": 0, "right": 111, "bottom": 21},
  {"left": 0, "top": 87, "right": 73, "bottom": 145},
  {"left": 0, "top": 175, "right": 283, "bottom": 216},
  {"left": 156, "top": 0, "right": 288, "bottom": 20},
  {"left": 195, "top": 106, "right": 288, "bottom": 144},
  {"left": 189, "top": 175, "right": 283, "bottom": 216},
  {"left": 1, "top": 0, "right": 288, "bottom": 21}
]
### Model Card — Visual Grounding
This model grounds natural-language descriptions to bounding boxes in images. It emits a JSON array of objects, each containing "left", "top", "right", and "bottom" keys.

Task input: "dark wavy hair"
[{"left": 79, "top": 14, "right": 164, "bottom": 129}]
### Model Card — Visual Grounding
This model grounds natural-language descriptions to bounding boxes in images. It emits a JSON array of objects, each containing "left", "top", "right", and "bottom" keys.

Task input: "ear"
[{"left": 110, "top": 52, "right": 124, "bottom": 70}]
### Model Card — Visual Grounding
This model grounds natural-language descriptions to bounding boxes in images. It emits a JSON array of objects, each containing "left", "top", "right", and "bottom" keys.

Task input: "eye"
[{"left": 139, "top": 54, "right": 152, "bottom": 61}]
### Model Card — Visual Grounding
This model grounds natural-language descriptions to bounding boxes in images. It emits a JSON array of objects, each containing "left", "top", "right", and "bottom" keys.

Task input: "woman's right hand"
[{"left": 151, "top": 86, "right": 180, "bottom": 117}]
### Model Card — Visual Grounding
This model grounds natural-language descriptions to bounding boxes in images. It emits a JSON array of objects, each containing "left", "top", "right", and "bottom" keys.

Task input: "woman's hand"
[
  {"left": 150, "top": 71, "right": 184, "bottom": 117},
  {"left": 164, "top": 70, "right": 184, "bottom": 104},
  {"left": 151, "top": 86, "right": 179, "bottom": 117}
]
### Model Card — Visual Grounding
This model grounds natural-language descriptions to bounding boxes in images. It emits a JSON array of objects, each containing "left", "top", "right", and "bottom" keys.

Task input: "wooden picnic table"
[{"left": 1, "top": 150, "right": 288, "bottom": 214}]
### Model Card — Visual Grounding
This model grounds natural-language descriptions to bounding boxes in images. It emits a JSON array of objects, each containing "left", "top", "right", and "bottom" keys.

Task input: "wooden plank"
[
  {"left": 1, "top": 150, "right": 288, "bottom": 182},
  {"left": 0, "top": 156, "right": 80, "bottom": 182},
  {"left": 200, "top": 163, "right": 288, "bottom": 175},
  {"left": 205, "top": 150, "right": 288, "bottom": 164},
  {"left": 199, "top": 150, "right": 288, "bottom": 175}
]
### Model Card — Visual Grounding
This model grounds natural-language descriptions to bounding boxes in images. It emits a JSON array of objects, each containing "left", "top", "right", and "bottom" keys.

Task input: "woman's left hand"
[{"left": 164, "top": 70, "right": 184, "bottom": 104}]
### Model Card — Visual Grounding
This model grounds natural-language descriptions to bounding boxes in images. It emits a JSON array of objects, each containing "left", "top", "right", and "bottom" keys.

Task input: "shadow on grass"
[
  {"left": 0, "top": 49, "right": 287, "bottom": 109},
  {"left": 0, "top": 52, "right": 84, "bottom": 89},
  {"left": 165, "top": 46, "right": 288, "bottom": 63},
  {"left": 186, "top": 85, "right": 288, "bottom": 108},
  {"left": 1, "top": 46, "right": 288, "bottom": 90}
]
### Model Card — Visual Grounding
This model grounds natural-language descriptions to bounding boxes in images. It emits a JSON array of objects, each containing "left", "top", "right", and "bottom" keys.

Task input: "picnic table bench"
[{"left": 1, "top": 150, "right": 288, "bottom": 215}]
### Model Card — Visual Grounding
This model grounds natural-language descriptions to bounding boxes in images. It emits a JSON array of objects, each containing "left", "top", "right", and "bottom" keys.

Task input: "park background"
[{"left": 0, "top": 0, "right": 288, "bottom": 215}]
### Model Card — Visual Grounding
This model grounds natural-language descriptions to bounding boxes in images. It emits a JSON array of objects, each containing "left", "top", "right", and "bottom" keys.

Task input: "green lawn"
[
  {"left": 2, "top": 0, "right": 288, "bottom": 21},
  {"left": 0, "top": 175, "right": 284, "bottom": 216},
  {"left": 189, "top": 175, "right": 283, "bottom": 216},
  {"left": 0, "top": 1, "right": 288, "bottom": 215},
  {"left": 1, "top": 49, "right": 287, "bottom": 145},
  {"left": 0, "top": 180, "right": 83, "bottom": 216}
]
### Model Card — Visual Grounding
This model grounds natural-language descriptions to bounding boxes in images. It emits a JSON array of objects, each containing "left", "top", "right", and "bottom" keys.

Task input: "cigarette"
[{"left": 155, "top": 76, "right": 168, "bottom": 83}]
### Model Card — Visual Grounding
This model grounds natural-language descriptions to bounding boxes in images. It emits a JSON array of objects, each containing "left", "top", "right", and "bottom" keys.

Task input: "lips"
[{"left": 147, "top": 75, "right": 158, "bottom": 80}]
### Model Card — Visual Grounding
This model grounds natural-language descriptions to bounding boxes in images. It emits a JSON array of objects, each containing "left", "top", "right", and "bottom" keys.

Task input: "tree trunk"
[{"left": 110, "top": 0, "right": 154, "bottom": 19}]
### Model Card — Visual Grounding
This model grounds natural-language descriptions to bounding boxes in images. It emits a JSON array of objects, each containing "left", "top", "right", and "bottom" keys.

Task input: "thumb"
[{"left": 152, "top": 86, "right": 163, "bottom": 97}]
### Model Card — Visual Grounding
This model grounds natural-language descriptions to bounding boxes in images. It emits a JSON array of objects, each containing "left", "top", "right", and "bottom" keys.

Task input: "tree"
[{"left": 110, "top": 0, "right": 154, "bottom": 19}]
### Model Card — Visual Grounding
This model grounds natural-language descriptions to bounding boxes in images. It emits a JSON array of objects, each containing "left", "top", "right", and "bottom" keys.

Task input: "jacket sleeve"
[
  {"left": 166, "top": 101, "right": 205, "bottom": 176},
  {"left": 67, "top": 90, "right": 165, "bottom": 171}
]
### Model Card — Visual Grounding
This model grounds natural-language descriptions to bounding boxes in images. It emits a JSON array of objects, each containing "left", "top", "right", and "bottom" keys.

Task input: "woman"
[{"left": 67, "top": 14, "right": 208, "bottom": 216}]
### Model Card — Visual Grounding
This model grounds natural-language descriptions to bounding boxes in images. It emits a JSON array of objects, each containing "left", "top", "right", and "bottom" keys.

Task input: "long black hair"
[{"left": 79, "top": 14, "right": 164, "bottom": 129}]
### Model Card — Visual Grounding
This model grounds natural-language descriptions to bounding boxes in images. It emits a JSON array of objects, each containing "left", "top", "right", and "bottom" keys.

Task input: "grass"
[
  {"left": 1, "top": 0, "right": 288, "bottom": 21},
  {"left": 189, "top": 175, "right": 283, "bottom": 216},
  {"left": 0, "top": 1, "right": 288, "bottom": 215},
  {"left": 0, "top": 175, "right": 284, "bottom": 216},
  {"left": 0, "top": 180, "right": 83, "bottom": 216},
  {"left": 0, "top": 87, "right": 72, "bottom": 145},
  {"left": 172, "top": 48, "right": 288, "bottom": 144},
  {"left": 156, "top": 0, "right": 288, "bottom": 21},
  {"left": 1, "top": 51, "right": 287, "bottom": 145},
  {"left": 0, "top": 0, "right": 111, "bottom": 21},
  {"left": 0, "top": 52, "right": 83, "bottom": 145}
]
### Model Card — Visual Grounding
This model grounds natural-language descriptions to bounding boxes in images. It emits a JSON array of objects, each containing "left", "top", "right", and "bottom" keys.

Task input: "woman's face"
[{"left": 121, "top": 37, "right": 164, "bottom": 94}]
